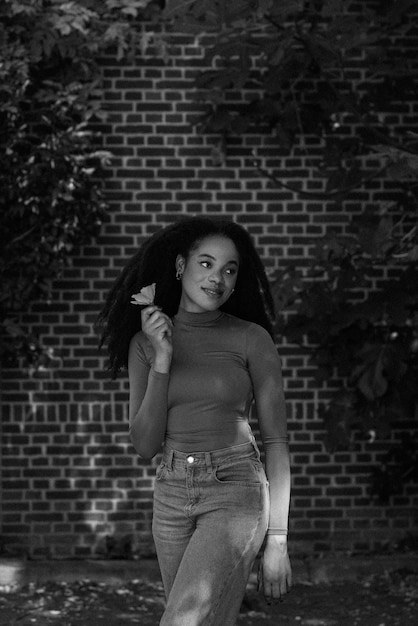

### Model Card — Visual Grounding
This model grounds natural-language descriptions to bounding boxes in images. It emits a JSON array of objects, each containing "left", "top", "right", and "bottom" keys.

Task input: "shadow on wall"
[
  {"left": 60, "top": 395, "right": 160, "bottom": 560},
  {"left": 1, "top": 378, "right": 159, "bottom": 560}
]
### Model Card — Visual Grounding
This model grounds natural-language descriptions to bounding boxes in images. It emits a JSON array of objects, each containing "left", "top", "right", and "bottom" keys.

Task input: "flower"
[{"left": 131, "top": 283, "right": 156, "bottom": 306}]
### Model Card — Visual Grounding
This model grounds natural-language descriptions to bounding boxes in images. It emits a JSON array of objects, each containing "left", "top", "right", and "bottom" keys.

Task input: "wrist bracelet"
[{"left": 267, "top": 528, "right": 288, "bottom": 535}]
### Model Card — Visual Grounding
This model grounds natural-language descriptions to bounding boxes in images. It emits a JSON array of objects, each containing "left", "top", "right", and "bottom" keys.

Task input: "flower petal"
[{"left": 131, "top": 283, "right": 156, "bottom": 305}]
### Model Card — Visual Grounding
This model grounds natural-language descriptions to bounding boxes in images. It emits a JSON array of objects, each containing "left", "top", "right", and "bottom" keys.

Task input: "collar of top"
[{"left": 174, "top": 307, "right": 224, "bottom": 326}]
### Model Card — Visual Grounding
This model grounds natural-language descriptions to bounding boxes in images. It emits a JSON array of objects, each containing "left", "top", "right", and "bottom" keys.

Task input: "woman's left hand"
[{"left": 258, "top": 536, "right": 292, "bottom": 604}]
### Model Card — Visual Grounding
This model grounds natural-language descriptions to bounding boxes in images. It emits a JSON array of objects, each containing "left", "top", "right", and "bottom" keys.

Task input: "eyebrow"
[{"left": 197, "top": 253, "right": 239, "bottom": 266}]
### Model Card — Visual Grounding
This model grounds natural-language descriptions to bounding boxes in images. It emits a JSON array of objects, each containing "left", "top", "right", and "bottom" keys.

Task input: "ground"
[{"left": 0, "top": 568, "right": 417, "bottom": 626}]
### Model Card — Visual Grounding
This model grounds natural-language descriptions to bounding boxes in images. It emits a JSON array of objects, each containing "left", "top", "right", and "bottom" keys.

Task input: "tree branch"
[{"left": 253, "top": 158, "right": 389, "bottom": 200}]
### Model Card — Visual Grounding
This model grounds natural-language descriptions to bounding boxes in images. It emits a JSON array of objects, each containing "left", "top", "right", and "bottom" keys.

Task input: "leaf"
[
  {"left": 211, "top": 139, "right": 226, "bottom": 166},
  {"left": 195, "top": 69, "right": 241, "bottom": 91},
  {"left": 387, "top": 156, "right": 418, "bottom": 181},
  {"left": 357, "top": 352, "right": 388, "bottom": 400},
  {"left": 322, "top": 0, "right": 345, "bottom": 17},
  {"left": 325, "top": 169, "right": 345, "bottom": 192},
  {"left": 270, "top": 0, "right": 303, "bottom": 21},
  {"left": 4, "top": 319, "right": 26, "bottom": 337},
  {"left": 319, "top": 389, "right": 358, "bottom": 451},
  {"left": 230, "top": 115, "right": 250, "bottom": 134},
  {"left": 206, "top": 109, "right": 232, "bottom": 132},
  {"left": 383, "top": 0, "right": 418, "bottom": 26},
  {"left": 405, "top": 245, "right": 418, "bottom": 261},
  {"left": 355, "top": 213, "right": 394, "bottom": 257}
]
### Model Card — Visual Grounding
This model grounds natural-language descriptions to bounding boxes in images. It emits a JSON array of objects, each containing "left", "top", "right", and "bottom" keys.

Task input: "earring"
[{"left": 176, "top": 268, "right": 183, "bottom": 281}]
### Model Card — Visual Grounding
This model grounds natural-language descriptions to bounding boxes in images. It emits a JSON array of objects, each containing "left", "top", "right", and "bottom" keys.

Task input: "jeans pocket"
[
  {"left": 213, "top": 458, "right": 264, "bottom": 486},
  {"left": 156, "top": 462, "right": 168, "bottom": 481}
]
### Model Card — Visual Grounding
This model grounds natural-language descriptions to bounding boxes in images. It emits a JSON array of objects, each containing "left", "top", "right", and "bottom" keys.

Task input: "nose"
[{"left": 209, "top": 270, "right": 223, "bottom": 284}]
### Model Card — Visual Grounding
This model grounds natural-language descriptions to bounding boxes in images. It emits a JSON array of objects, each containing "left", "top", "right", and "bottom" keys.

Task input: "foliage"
[
  {"left": 271, "top": 199, "right": 418, "bottom": 496},
  {"left": 1, "top": 1, "right": 417, "bottom": 486},
  {"left": 163, "top": 0, "right": 417, "bottom": 178},
  {"left": 271, "top": 207, "right": 418, "bottom": 447},
  {"left": 159, "top": 0, "right": 418, "bottom": 471},
  {"left": 0, "top": 0, "right": 162, "bottom": 367},
  {"left": 370, "top": 434, "right": 418, "bottom": 503}
]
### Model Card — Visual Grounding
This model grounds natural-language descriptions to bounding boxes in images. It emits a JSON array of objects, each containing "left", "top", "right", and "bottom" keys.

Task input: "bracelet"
[{"left": 267, "top": 528, "right": 288, "bottom": 535}]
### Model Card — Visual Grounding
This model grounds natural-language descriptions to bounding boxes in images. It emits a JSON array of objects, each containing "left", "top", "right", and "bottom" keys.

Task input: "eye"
[
  {"left": 200, "top": 261, "right": 211, "bottom": 268},
  {"left": 225, "top": 267, "right": 237, "bottom": 276}
]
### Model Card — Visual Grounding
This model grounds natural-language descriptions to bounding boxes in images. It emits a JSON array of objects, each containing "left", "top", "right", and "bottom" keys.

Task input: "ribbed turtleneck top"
[{"left": 128, "top": 307, "right": 287, "bottom": 453}]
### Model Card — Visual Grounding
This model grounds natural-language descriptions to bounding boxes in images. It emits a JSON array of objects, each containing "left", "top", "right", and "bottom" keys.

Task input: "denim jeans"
[{"left": 152, "top": 439, "right": 270, "bottom": 626}]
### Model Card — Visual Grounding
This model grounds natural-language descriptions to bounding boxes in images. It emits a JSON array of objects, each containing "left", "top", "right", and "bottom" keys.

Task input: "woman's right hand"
[{"left": 141, "top": 306, "right": 173, "bottom": 370}]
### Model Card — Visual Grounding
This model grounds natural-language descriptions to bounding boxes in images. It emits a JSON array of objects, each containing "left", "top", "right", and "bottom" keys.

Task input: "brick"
[{"left": 0, "top": 25, "right": 415, "bottom": 559}]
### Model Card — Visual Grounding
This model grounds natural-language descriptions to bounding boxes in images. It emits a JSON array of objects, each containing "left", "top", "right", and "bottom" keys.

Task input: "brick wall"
[{"left": 1, "top": 32, "right": 417, "bottom": 559}]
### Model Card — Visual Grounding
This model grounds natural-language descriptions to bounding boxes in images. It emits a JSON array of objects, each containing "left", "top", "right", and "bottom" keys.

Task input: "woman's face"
[{"left": 176, "top": 235, "right": 239, "bottom": 313}]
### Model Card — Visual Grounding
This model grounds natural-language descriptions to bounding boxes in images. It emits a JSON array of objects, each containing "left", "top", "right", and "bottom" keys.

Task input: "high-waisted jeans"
[{"left": 152, "top": 439, "right": 270, "bottom": 626}]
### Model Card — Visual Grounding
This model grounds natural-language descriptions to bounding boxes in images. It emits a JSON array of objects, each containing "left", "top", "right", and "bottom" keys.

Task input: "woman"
[{"left": 98, "top": 217, "right": 291, "bottom": 625}]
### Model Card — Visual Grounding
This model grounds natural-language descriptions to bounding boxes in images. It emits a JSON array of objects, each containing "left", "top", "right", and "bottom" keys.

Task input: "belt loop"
[
  {"left": 247, "top": 422, "right": 260, "bottom": 458},
  {"left": 250, "top": 434, "right": 261, "bottom": 460},
  {"left": 166, "top": 447, "right": 174, "bottom": 470},
  {"left": 205, "top": 451, "right": 212, "bottom": 474}
]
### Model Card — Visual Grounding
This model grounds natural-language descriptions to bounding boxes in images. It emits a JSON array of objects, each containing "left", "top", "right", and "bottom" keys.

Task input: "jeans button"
[{"left": 187, "top": 456, "right": 194, "bottom": 464}]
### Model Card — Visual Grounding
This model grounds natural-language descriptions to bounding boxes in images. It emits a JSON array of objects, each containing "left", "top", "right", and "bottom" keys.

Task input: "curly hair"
[{"left": 96, "top": 217, "right": 276, "bottom": 377}]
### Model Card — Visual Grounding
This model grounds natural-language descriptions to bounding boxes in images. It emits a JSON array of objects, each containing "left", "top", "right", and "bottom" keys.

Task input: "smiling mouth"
[{"left": 202, "top": 287, "right": 224, "bottom": 297}]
